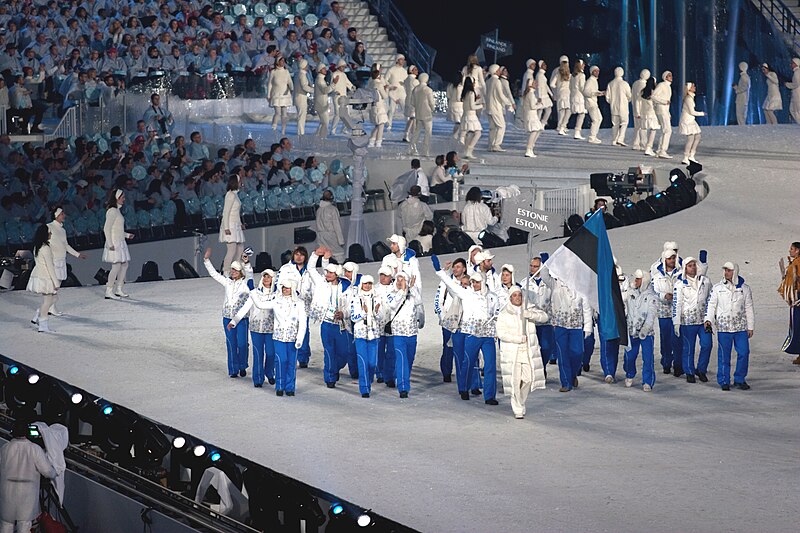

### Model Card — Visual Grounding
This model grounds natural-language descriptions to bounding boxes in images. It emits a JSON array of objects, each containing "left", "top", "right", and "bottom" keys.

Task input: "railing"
[
  {"left": 367, "top": 0, "right": 437, "bottom": 75},
  {"left": 43, "top": 105, "right": 79, "bottom": 143},
  {"left": 0, "top": 105, "right": 6, "bottom": 135},
  {"left": 754, "top": 0, "right": 800, "bottom": 55},
  {"left": 539, "top": 185, "right": 593, "bottom": 218}
]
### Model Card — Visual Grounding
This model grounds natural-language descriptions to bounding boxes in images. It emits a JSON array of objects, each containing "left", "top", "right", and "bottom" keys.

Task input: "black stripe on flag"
[{"left": 564, "top": 226, "right": 598, "bottom": 273}]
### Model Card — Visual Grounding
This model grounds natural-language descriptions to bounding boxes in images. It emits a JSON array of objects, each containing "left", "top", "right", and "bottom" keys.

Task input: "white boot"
[
  {"left": 115, "top": 283, "right": 129, "bottom": 298},
  {"left": 105, "top": 286, "right": 121, "bottom": 300},
  {"left": 681, "top": 155, "right": 690, "bottom": 165},
  {"left": 38, "top": 319, "right": 54, "bottom": 333},
  {"left": 524, "top": 149, "right": 536, "bottom": 158},
  {"left": 32, "top": 308, "right": 40, "bottom": 325},
  {"left": 49, "top": 304, "right": 63, "bottom": 317}
]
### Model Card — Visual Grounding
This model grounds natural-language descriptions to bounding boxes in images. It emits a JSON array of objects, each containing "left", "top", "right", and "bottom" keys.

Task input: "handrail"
[
  {"left": 755, "top": 0, "right": 800, "bottom": 55},
  {"left": 367, "top": 0, "right": 437, "bottom": 75},
  {"left": 43, "top": 105, "right": 79, "bottom": 143},
  {"left": 0, "top": 104, "right": 7, "bottom": 135}
]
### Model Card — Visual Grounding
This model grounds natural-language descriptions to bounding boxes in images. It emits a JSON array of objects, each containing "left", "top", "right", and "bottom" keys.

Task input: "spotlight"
[
  {"left": 644, "top": 192, "right": 671, "bottom": 218},
  {"left": 3, "top": 364, "right": 46, "bottom": 417},
  {"left": 357, "top": 512, "right": 374, "bottom": 527},
  {"left": 209, "top": 450, "right": 221, "bottom": 462},
  {"left": 102, "top": 405, "right": 114, "bottom": 416},
  {"left": 8, "top": 365, "right": 19, "bottom": 375},
  {"left": 71, "top": 393, "right": 83, "bottom": 404},
  {"left": 193, "top": 445, "right": 207, "bottom": 457},
  {"left": 132, "top": 418, "right": 171, "bottom": 469},
  {"left": 172, "top": 436, "right": 186, "bottom": 449},
  {"left": 27, "top": 374, "right": 39, "bottom": 385},
  {"left": 84, "top": 400, "right": 137, "bottom": 465},
  {"left": 613, "top": 201, "right": 640, "bottom": 226},
  {"left": 331, "top": 503, "right": 345, "bottom": 516},
  {"left": 41, "top": 381, "right": 89, "bottom": 432}
]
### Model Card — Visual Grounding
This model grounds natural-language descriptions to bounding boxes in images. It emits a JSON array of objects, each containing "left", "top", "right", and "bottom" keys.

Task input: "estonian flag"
[{"left": 545, "top": 211, "right": 628, "bottom": 346}]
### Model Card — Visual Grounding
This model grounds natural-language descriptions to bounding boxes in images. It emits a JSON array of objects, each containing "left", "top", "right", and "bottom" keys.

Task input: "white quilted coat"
[{"left": 496, "top": 304, "right": 549, "bottom": 396}]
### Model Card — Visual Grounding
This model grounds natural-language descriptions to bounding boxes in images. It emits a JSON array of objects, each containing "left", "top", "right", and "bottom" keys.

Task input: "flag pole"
[{"left": 494, "top": 28, "right": 499, "bottom": 64}]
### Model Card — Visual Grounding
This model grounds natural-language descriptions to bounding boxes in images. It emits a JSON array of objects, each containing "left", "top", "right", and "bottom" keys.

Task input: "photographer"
[
  {"left": 0, "top": 418, "right": 57, "bottom": 532},
  {"left": 142, "top": 93, "right": 174, "bottom": 138}
]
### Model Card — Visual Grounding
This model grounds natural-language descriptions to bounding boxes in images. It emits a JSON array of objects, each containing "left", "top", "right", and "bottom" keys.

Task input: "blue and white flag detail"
[{"left": 545, "top": 211, "right": 628, "bottom": 346}]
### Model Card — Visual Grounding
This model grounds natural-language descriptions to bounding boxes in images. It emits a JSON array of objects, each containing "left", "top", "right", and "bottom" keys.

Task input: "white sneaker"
[
  {"left": 557, "top": 130, "right": 567, "bottom": 136},
  {"left": 574, "top": 133, "right": 585, "bottom": 140},
  {"left": 657, "top": 152, "right": 673, "bottom": 159},
  {"left": 681, "top": 157, "right": 690, "bottom": 165},
  {"left": 689, "top": 156, "right": 699, "bottom": 163},
  {"left": 644, "top": 149, "right": 656, "bottom": 156},
  {"left": 604, "top": 375, "right": 614, "bottom": 384},
  {"left": 632, "top": 144, "right": 642, "bottom": 150},
  {"left": 524, "top": 150, "right": 536, "bottom": 158},
  {"left": 617, "top": 141, "right": 628, "bottom": 147},
  {"left": 588, "top": 138, "right": 602, "bottom": 144},
  {"left": 514, "top": 414, "right": 524, "bottom": 419},
  {"left": 494, "top": 147, "right": 507, "bottom": 152},
  {"left": 105, "top": 287, "right": 121, "bottom": 300},
  {"left": 643, "top": 384, "right": 652, "bottom": 392},
  {"left": 625, "top": 378, "right": 633, "bottom": 388}
]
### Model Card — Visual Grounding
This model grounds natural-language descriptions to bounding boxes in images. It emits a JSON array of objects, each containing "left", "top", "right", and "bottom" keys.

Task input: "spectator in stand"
[{"left": 462, "top": 186, "right": 497, "bottom": 244}]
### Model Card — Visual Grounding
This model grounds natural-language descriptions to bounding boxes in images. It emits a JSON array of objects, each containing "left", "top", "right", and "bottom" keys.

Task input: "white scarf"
[{"left": 359, "top": 289, "right": 375, "bottom": 328}]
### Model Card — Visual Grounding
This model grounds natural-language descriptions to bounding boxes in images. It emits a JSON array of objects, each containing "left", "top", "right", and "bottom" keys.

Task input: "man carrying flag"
[{"left": 544, "top": 211, "right": 629, "bottom": 392}]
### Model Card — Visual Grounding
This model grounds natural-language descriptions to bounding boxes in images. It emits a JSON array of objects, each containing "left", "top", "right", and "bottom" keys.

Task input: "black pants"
[{"left": 429, "top": 182, "right": 453, "bottom": 202}]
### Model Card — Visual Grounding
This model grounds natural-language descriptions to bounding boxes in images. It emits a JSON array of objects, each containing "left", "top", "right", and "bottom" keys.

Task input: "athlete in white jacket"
[
  {"left": 650, "top": 70, "right": 673, "bottom": 158},
  {"left": 623, "top": 270, "right": 659, "bottom": 390},
  {"left": 233, "top": 268, "right": 276, "bottom": 387},
  {"left": 521, "top": 255, "right": 556, "bottom": 367},
  {"left": 651, "top": 248, "right": 683, "bottom": 376},
  {"left": 673, "top": 256, "right": 713, "bottom": 383},
  {"left": 350, "top": 275, "right": 386, "bottom": 397},
  {"left": 549, "top": 275, "right": 593, "bottom": 392},
  {"left": 630, "top": 69, "right": 651, "bottom": 149},
  {"left": 583, "top": 65, "right": 605, "bottom": 143},
  {"left": 704, "top": 262, "right": 755, "bottom": 390},
  {"left": 384, "top": 272, "right": 422, "bottom": 398},
  {"left": 434, "top": 258, "right": 467, "bottom": 382}
]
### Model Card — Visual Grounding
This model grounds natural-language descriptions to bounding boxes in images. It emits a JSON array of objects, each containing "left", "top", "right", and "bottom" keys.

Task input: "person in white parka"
[
  {"left": 485, "top": 64, "right": 514, "bottom": 152},
  {"left": 570, "top": 59, "right": 587, "bottom": 139},
  {"left": 606, "top": 67, "right": 632, "bottom": 146},
  {"left": 267, "top": 56, "right": 294, "bottom": 135},
  {"left": 314, "top": 189, "right": 346, "bottom": 263},
  {"left": 385, "top": 54, "right": 408, "bottom": 130},
  {"left": 460, "top": 76, "right": 483, "bottom": 159},
  {"left": 622, "top": 270, "right": 659, "bottom": 390},
  {"left": 761, "top": 63, "right": 782, "bottom": 124},
  {"left": 679, "top": 82, "right": 705, "bottom": 165},
  {"left": 785, "top": 57, "right": 800, "bottom": 124},
  {"left": 411, "top": 72, "right": 435, "bottom": 156},
  {"left": 43, "top": 207, "right": 87, "bottom": 318},
  {"left": 636, "top": 76, "right": 661, "bottom": 157},
  {"left": 102, "top": 189, "right": 134, "bottom": 300},
  {"left": 447, "top": 77, "right": 464, "bottom": 139},
  {"left": 220, "top": 176, "right": 245, "bottom": 277},
  {"left": 26, "top": 224, "right": 60, "bottom": 333},
  {"left": 368, "top": 66, "right": 389, "bottom": 148},
  {"left": 0, "top": 419, "right": 57, "bottom": 533},
  {"left": 293, "top": 59, "right": 314, "bottom": 136},
  {"left": 630, "top": 68, "right": 651, "bottom": 150},
  {"left": 314, "top": 64, "right": 334, "bottom": 137},
  {"left": 402, "top": 65, "right": 419, "bottom": 143},
  {"left": 733, "top": 62, "right": 750, "bottom": 125},
  {"left": 550, "top": 55, "right": 571, "bottom": 135},
  {"left": 497, "top": 286, "right": 549, "bottom": 419},
  {"left": 522, "top": 69, "right": 544, "bottom": 158},
  {"left": 651, "top": 70, "right": 674, "bottom": 158},
  {"left": 582, "top": 65, "right": 605, "bottom": 144},
  {"left": 535, "top": 60, "right": 554, "bottom": 127}
]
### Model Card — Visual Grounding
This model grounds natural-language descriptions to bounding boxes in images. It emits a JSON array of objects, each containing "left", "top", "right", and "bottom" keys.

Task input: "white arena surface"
[{"left": 1, "top": 120, "right": 799, "bottom": 533}]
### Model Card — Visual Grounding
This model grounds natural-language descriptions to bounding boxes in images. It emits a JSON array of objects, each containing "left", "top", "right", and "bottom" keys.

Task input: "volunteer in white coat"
[
  {"left": 0, "top": 419, "right": 57, "bottom": 533},
  {"left": 399, "top": 185, "right": 433, "bottom": 241},
  {"left": 622, "top": 270, "right": 658, "bottom": 390},
  {"left": 447, "top": 77, "right": 464, "bottom": 139},
  {"left": 733, "top": 62, "right": 750, "bottom": 125},
  {"left": 785, "top": 57, "right": 800, "bottom": 124},
  {"left": 630, "top": 68, "right": 651, "bottom": 149},
  {"left": 293, "top": 59, "right": 314, "bottom": 136},
  {"left": 220, "top": 176, "right": 245, "bottom": 277},
  {"left": 551, "top": 55, "right": 572, "bottom": 135},
  {"left": 314, "top": 64, "right": 334, "bottom": 137},
  {"left": 521, "top": 59, "right": 536, "bottom": 100},
  {"left": 651, "top": 70, "right": 673, "bottom": 158},
  {"left": 368, "top": 66, "right": 389, "bottom": 148},
  {"left": 535, "top": 60, "right": 554, "bottom": 126},
  {"left": 461, "top": 186, "right": 497, "bottom": 243},
  {"left": 704, "top": 262, "right": 755, "bottom": 390},
  {"left": 673, "top": 256, "right": 713, "bottom": 383},
  {"left": 460, "top": 76, "right": 482, "bottom": 159},
  {"left": 410, "top": 72, "right": 434, "bottom": 156},
  {"left": 522, "top": 68, "right": 543, "bottom": 157},
  {"left": 583, "top": 65, "right": 605, "bottom": 144},
  {"left": 44, "top": 207, "right": 87, "bottom": 316},
  {"left": 679, "top": 82, "right": 705, "bottom": 165},
  {"left": 569, "top": 59, "right": 587, "bottom": 139},
  {"left": 497, "top": 286, "right": 549, "bottom": 418},
  {"left": 606, "top": 67, "right": 632, "bottom": 146},
  {"left": 268, "top": 56, "right": 293, "bottom": 135},
  {"left": 102, "top": 189, "right": 134, "bottom": 300},
  {"left": 205, "top": 247, "right": 253, "bottom": 378},
  {"left": 402, "top": 65, "right": 419, "bottom": 142},
  {"left": 27, "top": 224, "right": 59, "bottom": 333},
  {"left": 385, "top": 54, "right": 408, "bottom": 130},
  {"left": 461, "top": 54, "right": 485, "bottom": 115},
  {"left": 314, "top": 189, "right": 345, "bottom": 263}
]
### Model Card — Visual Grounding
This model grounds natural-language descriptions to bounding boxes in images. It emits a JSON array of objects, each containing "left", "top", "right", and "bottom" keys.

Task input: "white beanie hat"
[
  {"left": 633, "top": 269, "right": 644, "bottom": 279},
  {"left": 640, "top": 68, "right": 651, "bottom": 80},
  {"left": 663, "top": 241, "right": 679, "bottom": 252},
  {"left": 387, "top": 234, "right": 407, "bottom": 253},
  {"left": 662, "top": 70, "right": 672, "bottom": 80},
  {"left": 559, "top": 55, "right": 569, "bottom": 63},
  {"left": 418, "top": 72, "right": 429, "bottom": 84},
  {"left": 614, "top": 66, "right": 624, "bottom": 77},
  {"left": 738, "top": 61, "right": 748, "bottom": 72},
  {"left": 488, "top": 64, "right": 500, "bottom": 75},
  {"left": 230, "top": 261, "right": 243, "bottom": 272},
  {"left": 538, "top": 59, "right": 545, "bottom": 68},
  {"left": 360, "top": 274, "right": 374, "bottom": 285},
  {"left": 589, "top": 65, "right": 599, "bottom": 74},
  {"left": 526, "top": 58, "right": 535, "bottom": 68}
]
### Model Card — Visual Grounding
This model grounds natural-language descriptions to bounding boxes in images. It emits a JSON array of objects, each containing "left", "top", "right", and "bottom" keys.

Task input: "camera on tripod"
[{"left": 590, "top": 166, "right": 655, "bottom": 203}]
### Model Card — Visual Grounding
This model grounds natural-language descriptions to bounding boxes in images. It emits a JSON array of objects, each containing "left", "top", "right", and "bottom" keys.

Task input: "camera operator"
[
  {"left": 0, "top": 418, "right": 57, "bottom": 532},
  {"left": 143, "top": 93, "right": 174, "bottom": 139}
]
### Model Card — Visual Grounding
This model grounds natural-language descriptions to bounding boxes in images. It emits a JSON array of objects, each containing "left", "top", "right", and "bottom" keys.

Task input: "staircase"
[
  {"left": 751, "top": 0, "right": 800, "bottom": 56},
  {"left": 337, "top": 0, "right": 399, "bottom": 67}
]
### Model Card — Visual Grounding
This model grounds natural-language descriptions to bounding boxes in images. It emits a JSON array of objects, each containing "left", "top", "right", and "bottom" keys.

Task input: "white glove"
[
  {"left": 294, "top": 341, "right": 303, "bottom": 350},
  {"left": 639, "top": 331, "right": 648, "bottom": 340},
  {"left": 584, "top": 330, "right": 592, "bottom": 339},
  {"left": 673, "top": 324, "right": 681, "bottom": 337}
]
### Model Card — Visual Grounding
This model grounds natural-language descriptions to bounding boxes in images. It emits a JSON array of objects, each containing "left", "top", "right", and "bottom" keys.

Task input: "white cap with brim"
[
  {"left": 343, "top": 262, "right": 358, "bottom": 272},
  {"left": 324, "top": 263, "right": 339, "bottom": 274},
  {"left": 634, "top": 269, "right": 644, "bottom": 279},
  {"left": 378, "top": 266, "right": 393, "bottom": 276},
  {"left": 469, "top": 272, "right": 484, "bottom": 282},
  {"left": 559, "top": 55, "right": 569, "bottom": 63},
  {"left": 230, "top": 261, "right": 243, "bottom": 272},
  {"left": 722, "top": 262, "right": 736, "bottom": 270},
  {"left": 360, "top": 275, "right": 374, "bottom": 285}
]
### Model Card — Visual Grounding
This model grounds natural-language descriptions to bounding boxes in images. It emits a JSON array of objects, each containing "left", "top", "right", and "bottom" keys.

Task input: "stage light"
[
  {"left": 357, "top": 513, "right": 373, "bottom": 527},
  {"left": 102, "top": 405, "right": 114, "bottom": 416},
  {"left": 8, "top": 365, "right": 19, "bottom": 375},
  {"left": 331, "top": 503, "right": 344, "bottom": 516},
  {"left": 3, "top": 364, "right": 46, "bottom": 417},
  {"left": 193, "top": 445, "right": 207, "bottom": 457},
  {"left": 210, "top": 451, "right": 221, "bottom": 462},
  {"left": 28, "top": 374, "right": 40, "bottom": 385},
  {"left": 172, "top": 436, "right": 186, "bottom": 449},
  {"left": 132, "top": 419, "right": 171, "bottom": 469},
  {"left": 71, "top": 393, "right": 83, "bottom": 404}
]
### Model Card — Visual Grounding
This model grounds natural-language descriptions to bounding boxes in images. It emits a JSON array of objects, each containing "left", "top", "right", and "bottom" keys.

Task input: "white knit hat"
[
  {"left": 230, "top": 261, "right": 243, "bottom": 272},
  {"left": 526, "top": 58, "right": 535, "bottom": 68},
  {"left": 360, "top": 274, "right": 374, "bottom": 285},
  {"left": 738, "top": 61, "right": 748, "bottom": 72},
  {"left": 559, "top": 55, "right": 569, "bottom": 63}
]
